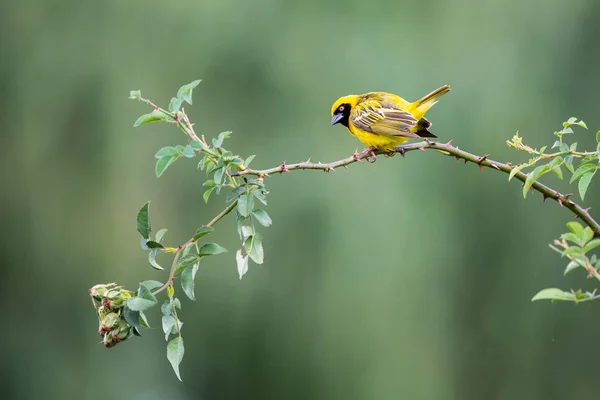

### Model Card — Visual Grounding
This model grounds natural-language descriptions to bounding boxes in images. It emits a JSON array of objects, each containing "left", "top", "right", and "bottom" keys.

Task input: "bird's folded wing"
[{"left": 351, "top": 100, "right": 419, "bottom": 137}]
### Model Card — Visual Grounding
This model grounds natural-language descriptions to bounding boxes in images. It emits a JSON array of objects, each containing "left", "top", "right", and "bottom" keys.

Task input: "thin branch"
[
  {"left": 234, "top": 139, "right": 600, "bottom": 237},
  {"left": 152, "top": 200, "right": 238, "bottom": 296}
]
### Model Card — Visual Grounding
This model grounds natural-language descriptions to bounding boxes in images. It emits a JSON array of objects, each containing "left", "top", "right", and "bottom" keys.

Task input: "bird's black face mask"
[{"left": 331, "top": 103, "right": 351, "bottom": 127}]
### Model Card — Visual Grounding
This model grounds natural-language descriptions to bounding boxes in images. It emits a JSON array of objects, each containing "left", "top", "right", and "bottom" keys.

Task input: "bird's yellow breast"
[{"left": 347, "top": 123, "right": 408, "bottom": 152}]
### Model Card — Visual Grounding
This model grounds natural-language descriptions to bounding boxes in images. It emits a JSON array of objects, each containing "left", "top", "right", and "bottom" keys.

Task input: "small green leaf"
[
  {"left": 252, "top": 190, "right": 268, "bottom": 205},
  {"left": 237, "top": 194, "right": 254, "bottom": 217},
  {"left": 141, "top": 280, "right": 163, "bottom": 291},
  {"left": 156, "top": 155, "right": 179, "bottom": 178},
  {"left": 167, "top": 285, "right": 174, "bottom": 299},
  {"left": 596, "top": 131, "right": 600, "bottom": 142},
  {"left": 584, "top": 239, "right": 600, "bottom": 253},
  {"left": 247, "top": 233, "right": 264, "bottom": 264},
  {"left": 578, "top": 171, "right": 595, "bottom": 200},
  {"left": 226, "top": 187, "right": 247, "bottom": 204},
  {"left": 155, "top": 146, "right": 180, "bottom": 158},
  {"left": 203, "top": 187, "right": 216, "bottom": 203},
  {"left": 148, "top": 248, "right": 163, "bottom": 270},
  {"left": 560, "top": 232, "right": 582, "bottom": 246},
  {"left": 551, "top": 165, "right": 563, "bottom": 180},
  {"left": 155, "top": 228, "right": 168, "bottom": 243},
  {"left": 570, "top": 163, "right": 596, "bottom": 184},
  {"left": 167, "top": 337, "right": 185, "bottom": 381},
  {"left": 199, "top": 243, "right": 227, "bottom": 256},
  {"left": 181, "top": 263, "right": 199, "bottom": 300},
  {"left": 562, "top": 246, "right": 583, "bottom": 258},
  {"left": 137, "top": 202, "right": 151, "bottom": 239},
  {"left": 141, "top": 237, "right": 150, "bottom": 250},
  {"left": 182, "top": 145, "right": 195, "bottom": 158},
  {"left": 169, "top": 97, "right": 183, "bottom": 113},
  {"left": 177, "top": 79, "right": 202, "bottom": 105},
  {"left": 123, "top": 305, "right": 141, "bottom": 330},
  {"left": 539, "top": 146, "right": 547, "bottom": 154},
  {"left": 203, "top": 179, "right": 217, "bottom": 188},
  {"left": 551, "top": 140, "right": 561, "bottom": 149},
  {"left": 564, "top": 260, "right": 584, "bottom": 275},
  {"left": 564, "top": 155, "right": 574, "bottom": 173},
  {"left": 558, "top": 127, "right": 573, "bottom": 135},
  {"left": 531, "top": 288, "right": 577, "bottom": 302},
  {"left": 582, "top": 227, "right": 594, "bottom": 244},
  {"left": 236, "top": 249, "right": 249, "bottom": 280},
  {"left": 575, "top": 119, "right": 587, "bottom": 129},
  {"left": 241, "top": 225, "right": 255, "bottom": 240},
  {"left": 162, "top": 315, "right": 176, "bottom": 341},
  {"left": 509, "top": 164, "right": 528, "bottom": 181},
  {"left": 213, "top": 167, "right": 225, "bottom": 186},
  {"left": 134, "top": 109, "right": 167, "bottom": 127},
  {"left": 189, "top": 140, "right": 203, "bottom": 151},
  {"left": 567, "top": 221, "right": 585, "bottom": 237},
  {"left": 174, "top": 254, "right": 199, "bottom": 275},
  {"left": 523, "top": 165, "right": 550, "bottom": 197},
  {"left": 570, "top": 142, "right": 578, "bottom": 152},
  {"left": 244, "top": 155, "right": 256, "bottom": 167},
  {"left": 559, "top": 143, "right": 569, "bottom": 152},
  {"left": 161, "top": 301, "right": 171, "bottom": 316},
  {"left": 146, "top": 240, "right": 164, "bottom": 249},
  {"left": 193, "top": 226, "right": 214, "bottom": 241},
  {"left": 127, "top": 283, "right": 158, "bottom": 311},
  {"left": 252, "top": 209, "right": 272, "bottom": 227},
  {"left": 129, "top": 90, "right": 141, "bottom": 99}
]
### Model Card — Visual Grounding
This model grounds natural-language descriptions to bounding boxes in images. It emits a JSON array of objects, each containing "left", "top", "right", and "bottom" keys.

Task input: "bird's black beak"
[{"left": 331, "top": 114, "right": 344, "bottom": 126}]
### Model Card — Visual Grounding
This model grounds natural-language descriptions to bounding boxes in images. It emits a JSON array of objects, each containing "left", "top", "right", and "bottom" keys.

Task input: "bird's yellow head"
[{"left": 331, "top": 95, "right": 359, "bottom": 128}]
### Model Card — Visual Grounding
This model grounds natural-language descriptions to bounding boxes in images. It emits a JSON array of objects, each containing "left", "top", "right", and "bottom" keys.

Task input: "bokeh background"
[{"left": 2, "top": 0, "right": 600, "bottom": 399}]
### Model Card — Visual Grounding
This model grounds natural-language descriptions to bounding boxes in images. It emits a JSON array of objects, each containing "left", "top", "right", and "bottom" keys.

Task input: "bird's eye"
[{"left": 339, "top": 106, "right": 344, "bottom": 112}]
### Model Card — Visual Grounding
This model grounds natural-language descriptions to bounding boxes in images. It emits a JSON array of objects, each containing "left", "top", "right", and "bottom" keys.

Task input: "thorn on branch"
[
  {"left": 280, "top": 161, "right": 289, "bottom": 173},
  {"left": 418, "top": 147, "right": 426, "bottom": 152},
  {"left": 343, "top": 165, "right": 348, "bottom": 169},
  {"left": 445, "top": 139, "right": 453, "bottom": 146},
  {"left": 455, "top": 156, "right": 460, "bottom": 163},
  {"left": 558, "top": 198, "right": 563, "bottom": 207},
  {"left": 424, "top": 138, "right": 434, "bottom": 146},
  {"left": 490, "top": 163, "right": 500, "bottom": 170},
  {"left": 398, "top": 147, "right": 406, "bottom": 158},
  {"left": 542, "top": 193, "right": 548, "bottom": 202},
  {"left": 585, "top": 207, "right": 592, "bottom": 214}
]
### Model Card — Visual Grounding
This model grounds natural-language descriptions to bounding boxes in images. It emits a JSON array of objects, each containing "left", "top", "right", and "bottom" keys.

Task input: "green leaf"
[
  {"left": 161, "top": 301, "right": 171, "bottom": 316},
  {"left": 203, "top": 179, "right": 217, "bottom": 188},
  {"left": 169, "top": 97, "right": 183, "bottom": 113},
  {"left": 236, "top": 249, "right": 249, "bottom": 280},
  {"left": 213, "top": 167, "right": 225, "bottom": 186},
  {"left": 509, "top": 164, "right": 528, "bottom": 181},
  {"left": 129, "top": 90, "right": 141, "bottom": 99},
  {"left": 564, "top": 260, "right": 584, "bottom": 275},
  {"left": 252, "top": 190, "right": 268, "bottom": 205},
  {"left": 174, "top": 254, "right": 199, "bottom": 275},
  {"left": 137, "top": 202, "right": 151, "bottom": 239},
  {"left": 247, "top": 233, "right": 264, "bottom": 264},
  {"left": 584, "top": 239, "right": 600, "bottom": 253},
  {"left": 252, "top": 209, "right": 272, "bottom": 227},
  {"left": 177, "top": 79, "right": 202, "bottom": 105},
  {"left": 155, "top": 146, "right": 180, "bottom": 158},
  {"left": 596, "top": 131, "right": 600, "bottom": 142},
  {"left": 578, "top": 171, "right": 595, "bottom": 200},
  {"left": 155, "top": 228, "right": 168, "bottom": 243},
  {"left": 146, "top": 240, "right": 164, "bottom": 249},
  {"left": 212, "top": 131, "right": 232, "bottom": 148},
  {"left": 569, "top": 142, "right": 578, "bottom": 152},
  {"left": 226, "top": 187, "right": 247, "bottom": 204},
  {"left": 569, "top": 163, "right": 596, "bottom": 183},
  {"left": 193, "top": 226, "right": 214, "bottom": 241},
  {"left": 122, "top": 305, "right": 141, "bottom": 331},
  {"left": 531, "top": 288, "right": 577, "bottom": 302},
  {"left": 564, "top": 155, "right": 574, "bottom": 173},
  {"left": 141, "top": 237, "right": 150, "bottom": 250},
  {"left": 181, "top": 263, "right": 199, "bottom": 300},
  {"left": 199, "top": 243, "right": 227, "bottom": 256},
  {"left": 551, "top": 140, "right": 561, "bottom": 149},
  {"left": 203, "top": 187, "right": 216, "bottom": 203},
  {"left": 582, "top": 227, "right": 594, "bottom": 244},
  {"left": 167, "top": 285, "right": 174, "bottom": 299},
  {"left": 241, "top": 225, "right": 255, "bottom": 240},
  {"left": 560, "top": 232, "right": 582, "bottom": 246},
  {"left": 189, "top": 140, "right": 203, "bottom": 151},
  {"left": 167, "top": 337, "right": 185, "bottom": 381},
  {"left": 162, "top": 315, "right": 176, "bottom": 341},
  {"left": 562, "top": 246, "right": 583, "bottom": 258},
  {"left": 551, "top": 165, "right": 563, "bottom": 180},
  {"left": 141, "top": 280, "right": 163, "bottom": 291},
  {"left": 567, "top": 221, "right": 585, "bottom": 237},
  {"left": 559, "top": 143, "right": 569, "bottom": 152},
  {"left": 539, "top": 146, "right": 547, "bottom": 154},
  {"left": 237, "top": 194, "right": 254, "bottom": 217},
  {"left": 182, "top": 145, "right": 195, "bottom": 158},
  {"left": 148, "top": 248, "right": 163, "bottom": 270},
  {"left": 523, "top": 165, "right": 550, "bottom": 197},
  {"left": 244, "top": 155, "right": 256, "bottom": 168},
  {"left": 156, "top": 155, "right": 179, "bottom": 178},
  {"left": 133, "top": 109, "right": 167, "bottom": 127},
  {"left": 127, "top": 283, "right": 158, "bottom": 311}
]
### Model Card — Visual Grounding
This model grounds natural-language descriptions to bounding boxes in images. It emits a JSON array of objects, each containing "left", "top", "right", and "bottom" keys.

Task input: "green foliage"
[
  {"left": 506, "top": 117, "right": 599, "bottom": 200},
  {"left": 90, "top": 80, "right": 274, "bottom": 379}
]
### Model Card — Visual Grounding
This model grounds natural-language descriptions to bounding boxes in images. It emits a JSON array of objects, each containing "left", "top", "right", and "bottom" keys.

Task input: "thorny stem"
[
  {"left": 152, "top": 200, "right": 238, "bottom": 296},
  {"left": 234, "top": 140, "right": 600, "bottom": 237}
]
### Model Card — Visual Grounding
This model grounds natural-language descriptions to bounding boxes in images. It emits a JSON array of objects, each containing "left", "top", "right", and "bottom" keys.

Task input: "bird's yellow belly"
[{"left": 349, "top": 128, "right": 407, "bottom": 152}]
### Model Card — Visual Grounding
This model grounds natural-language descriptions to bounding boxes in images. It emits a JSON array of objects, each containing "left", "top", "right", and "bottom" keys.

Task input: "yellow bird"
[{"left": 331, "top": 85, "right": 450, "bottom": 152}]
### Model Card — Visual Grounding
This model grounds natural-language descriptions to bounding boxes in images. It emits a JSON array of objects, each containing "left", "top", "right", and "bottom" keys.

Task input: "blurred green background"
[{"left": 2, "top": 0, "right": 600, "bottom": 398}]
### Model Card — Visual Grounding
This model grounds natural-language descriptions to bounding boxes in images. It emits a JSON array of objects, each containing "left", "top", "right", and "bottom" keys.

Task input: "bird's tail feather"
[{"left": 413, "top": 85, "right": 451, "bottom": 115}]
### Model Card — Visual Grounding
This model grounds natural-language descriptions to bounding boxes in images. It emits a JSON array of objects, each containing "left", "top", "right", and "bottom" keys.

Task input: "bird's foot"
[
  {"left": 361, "top": 147, "right": 377, "bottom": 163},
  {"left": 383, "top": 151, "right": 395, "bottom": 158}
]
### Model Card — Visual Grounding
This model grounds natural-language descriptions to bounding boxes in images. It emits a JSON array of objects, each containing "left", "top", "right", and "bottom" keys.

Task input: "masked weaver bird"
[{"left": 331, "top": 85, "right": 450, "bottom": 155}]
